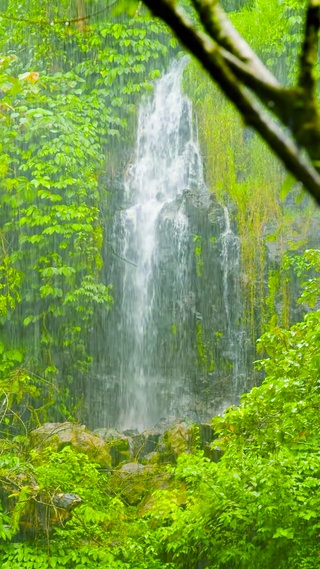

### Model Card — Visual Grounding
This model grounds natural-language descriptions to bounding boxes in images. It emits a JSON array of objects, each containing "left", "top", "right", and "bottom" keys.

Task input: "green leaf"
[
  {"left": 279, "top": 174, "right": 296, "bottom": 200},
  {"left": 272, "top": 528, "right": 294, "bottom": 539}
]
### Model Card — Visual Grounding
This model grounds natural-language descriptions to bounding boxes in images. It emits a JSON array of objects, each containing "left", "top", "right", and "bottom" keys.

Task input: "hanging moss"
[{"left": 182, "top": 58, "right": 319, "bottom": 349}]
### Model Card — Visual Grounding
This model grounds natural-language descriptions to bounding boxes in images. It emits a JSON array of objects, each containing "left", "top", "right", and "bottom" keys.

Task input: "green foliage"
[
  {"left": 134, "top": 267, "right": 320, "bottom": 568},
  {"left": 0, "top": 252, "right": 22, "bottom": 317},
  {"left": 286, "top": 248, "right": 320, "bottom": 307},
  {"left": 195, "top": 322, "right": 215, "bottom": 373},
  {"left": 0, "top": 0, "right": 172, "bottom": 417},
  {"left": 1, "top": 272, "right": 320, "bottom": 569},
  {"left": 183, "top": 45, "right": 317, "bottom": 348},
  {"left": 0, "top": 3, "right": 319, "bottom": 567},
  {"left": 230, "top": 0, "right": 306, "bottom": 82},
  {"left": 192, "top": 234, "right": 203, "bottom": 277},
  {"left": 0, "top": 442, "right": 173, "bottom": 568}
]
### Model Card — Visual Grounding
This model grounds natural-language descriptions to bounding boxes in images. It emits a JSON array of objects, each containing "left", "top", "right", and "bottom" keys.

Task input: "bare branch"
[
  {"left": 0, "top": 2, "right": 118, "bottom": 26},
  {"left": 142, "top": 0, "right": 320, "bottom": 203},
  {"left": 106, "top": 240, "right": 137, "bottom": 267},
  {"left": 216, "top": 47, "right": 297, "bottom": 121},
  {"left": 192, "top": 0, "right": 278, "bottom": 87},
  {"left": 299, "top": 0, "right": 320, "bottom": 92}
]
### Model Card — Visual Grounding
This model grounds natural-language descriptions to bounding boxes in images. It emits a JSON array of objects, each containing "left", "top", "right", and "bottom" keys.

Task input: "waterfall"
[
  {"left": 221, "top": 206, "right": 240, "bottom": 333},
  {"left": 87, "top": 58, "right": 249, "bottom": 432},
  {"left": 220, "top": 206, "right": 245, "bottom": 395},
  {"left": 114, "top": 57, "right": 206, "bottom": 430}
]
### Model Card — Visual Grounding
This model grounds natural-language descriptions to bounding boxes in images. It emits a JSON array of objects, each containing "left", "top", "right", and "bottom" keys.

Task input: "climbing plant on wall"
[
  {"left": 180, "top": 0, "right": 317, "bottom": 347},
  {"left": 0, "top": 0, "right": 171, "bottom": 421}
]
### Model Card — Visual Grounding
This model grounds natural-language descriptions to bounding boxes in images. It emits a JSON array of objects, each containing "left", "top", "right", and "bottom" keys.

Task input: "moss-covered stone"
[
  {"left": 112, "top": 462, "right": 157, "bottom": 505},
  {"left": 94, "top": 428, "right": 131, "bottom": 466},
  {"left": 131, "top": 428, "right": 163, "bottom": 460},
  {"left": 138, "top": 475, "right": 187, "bottom": 517},
  {"left": 30, "top": 422, "right": 111, "bottom": 468},
  {"left": 160, "top": 421, "right": 199, "bottom": 462}
]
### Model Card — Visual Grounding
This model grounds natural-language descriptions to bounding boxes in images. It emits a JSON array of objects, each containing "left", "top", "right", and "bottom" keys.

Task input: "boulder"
[
  {"left": 30, "top": 422, "right": 111, "bottom": 468},
  {"left": 94, "top": 428, "right": 131, "bottom": 466},
  {"left": 114, "top": 462, "right": 155, "bottom": 505},
  {"left": 160, "top": 420, "right": 199, "bottom": 462},
  {"left": 119, "top": 462, "right": 151, "bottom": 476},
  {"left": 130, "top": 427, "right": 163, "bottom": 459},
  {"left": 0, "top": 471, "right": 82, "bottom": 539},
  {"left": 204, "top": 444, "right": 224, "bottom": 463}
]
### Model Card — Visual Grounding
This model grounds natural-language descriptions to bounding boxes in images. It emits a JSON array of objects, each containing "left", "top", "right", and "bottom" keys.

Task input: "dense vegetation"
[
  {"left": 0, "top": 0, "right": 173, "bottom": 420},
  {"left": 0, "top": 1, "right": 319, "bottom": 567},
  {"left": 0, "top": 254, "right": 319, "bottom": 568}
]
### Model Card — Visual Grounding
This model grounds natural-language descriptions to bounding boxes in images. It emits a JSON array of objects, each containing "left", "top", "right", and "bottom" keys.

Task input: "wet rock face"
[
  {"left": 87, "top": 185, "right": 251, "bottom": 431},
  {"left": 83, "top": 60, "right": 251, "bottom": 432},
  {"left": 145, "top": 189, "right": 251, "bottom": 423},
  {"left": 94, "top": 419, "right": 218, "bottom": 467}
]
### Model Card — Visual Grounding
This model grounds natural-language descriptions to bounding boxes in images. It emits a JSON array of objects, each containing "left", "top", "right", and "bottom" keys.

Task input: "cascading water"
[
  {"left": 115, "top": 57, "right": 206, "bottom": 430},
  {"left": 87, "top": 58, "right": 249, "bottom": 431},
  {"left": 220, "top": 206, "right": 246, "bottom": 394},
  {"left": 221, "top": 206, "right": 238, "bottom": 333}
]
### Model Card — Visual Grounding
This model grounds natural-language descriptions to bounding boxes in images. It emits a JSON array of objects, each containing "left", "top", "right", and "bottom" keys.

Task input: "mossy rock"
[
  {"left": 93, "top": 428, "right": 131, "bottom": 466},
  {"left": 139, "top": 476, "right": 187, "bottom": 518},
  {"left": 110, "top": 462, "right": 157, "bottom": 505},
  {"left": 131, "top": 428, "right": 162, "bottom": 460},
  {"left": 109, "top": 438, "right": 131, "bottom": 467},
  {"left": 160, "top": 421, "right": 199, "bottom": 462},
  {"left": 0, "top": 471, "right": 82, "bottom": 539},
  {"left": 30, "top": 422, "right": 111, "bottom": 468},
  {"left": 94, "top": 428, "right": 121, "bottom": 441}
]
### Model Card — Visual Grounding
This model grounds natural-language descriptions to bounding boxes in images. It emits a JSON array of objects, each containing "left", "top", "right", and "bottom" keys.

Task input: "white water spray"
[{"left": 116, "top": 58, "right": 205, "bottom": 429}]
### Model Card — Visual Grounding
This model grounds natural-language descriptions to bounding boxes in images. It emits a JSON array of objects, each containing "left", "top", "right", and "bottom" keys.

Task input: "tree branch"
[
  {"left": 106, "top": 240, "right": 137, "bottom": 267},
  {"left": 216, "top": 46, "right": 297, "bottom": 122},
  {"left": 299, "top": 0, "right": 320, "bottom": 93},
  {"left": 192, "top": 0, "right": 278, "bottom": 87},
  {"left": 142, "top": 0, "right": 320, "bottom": 204},
  {"left": 0, "top": 2, "right": 118, "bottom": 26}
]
